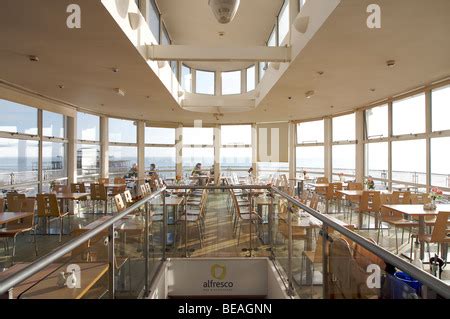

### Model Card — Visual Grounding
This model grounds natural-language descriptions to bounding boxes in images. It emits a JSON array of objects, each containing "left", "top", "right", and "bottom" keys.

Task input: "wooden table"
[
  {"left": 0, "top": 212, "right": 34, "bottom": 226},
  {"left": 382, "top": 204, "right": 450, "bottom": 260},
  {"left": 19, "top": 262, "right": 109, "bottom": 299}
]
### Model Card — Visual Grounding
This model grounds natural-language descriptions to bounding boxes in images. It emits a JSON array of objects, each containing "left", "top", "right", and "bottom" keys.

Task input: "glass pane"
[
  {"left": 196, "top": 70, "right": 215, "bottom": 95},
  {"left": 43, "top": 111, "right": 65, "bottom": 138},
  {"left": 333, "top": 113, "right": 355, "bottom": 141},
  {"left": 332, "top": 144, "right": 356, "bottom": 177},
  {"left": 221, "top": 125, "right": 251, "bottom": 145},
  {"left": 109, "top": 146, "right": 138, "bottom": 177},
  {"left": 109, "top": 118, "right": 137, "bottom": 143},
  {"left": 0, "top": 138, "right": 39, "bottom": 186},
  {"left": 393, "top": 94, "right": 425, "bottom": 135},
  {"left": 181, "top": 65, "right": 192, "bottom": 93},
  {"left": 296, "top": 146, "right": 324, "bottom": 174},
  {"left": 365, "top": 142, "right": 388, "bottom": 181},
  {"left": 77, "top": 144, "right": 100, "bottom": 178},
  {"left": 220, "top": 147, "right": 252, "bottom": 171},
  {"left": 161, "top": 23, "right": 170, "bottom": 45},
  {"left": 221, "top": 70, "right": 241, "bottom": 95},
  {"left": 297, "top": 120, "right": 324, "bottom": 143},
  {"left": 147, "top": 0, "right": 160, "bottom": 43},
  {"left": 246, "top": 65, "right": 255, "bottom": 91},
  {"left": 182, "top": 147, "right": 214, "bottom": 175},
  {"left": 257, "top": 162, "right": 289, "bottom": 180},
  {"left": 431, "top": 137, "right": 450, "bottom": 188},
  {"left": 392, "top": 139, "right": 426, "bottom": 184},
  {"left": 145, "top": 127, "right": 175, "bottom": 144},
  {"left": 366, "top": 104, "right": 388, "bottom": 139},
  {"left": 42, "top": 142, "right": 66, "bottom": 182},
  {"left": 183, "top": 127, "right": 214, "bottom": 145},
  {"left": 0, "top": 99, "right": 37, "bottom": 134},
  {"left": 77, "top": 112, "right": 100, "bottom": 141},
  {"left": 432, "top": 85, "right": 450, "bottom": 132},
  {"left": 268, "top": 26, "right": 277, "bottom": 47},
  {"left": 299, "top": 0, "right": 307, "bottom": 10},
  {"left": 259, "top": 61, "right": 266, "bottom": 81},
  {"left": 145, "top": 147, "right": 176, "bottom": 179},
  {"left": 278, "top": 0, "right": 290, "bottom": 44}
]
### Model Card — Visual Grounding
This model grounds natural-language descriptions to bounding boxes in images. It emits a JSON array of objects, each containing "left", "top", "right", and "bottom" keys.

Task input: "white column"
[
  {"left": 67, "top": 115, "right": 77, "bottom": 184},
  {"left": 388, "top": 102, "right": 393, "bottom": 190},
  {"left": 137, "top": 120, "right": 146, "bottom": 181},
  {"left": 425, "top": 89, "right": 432, "bottom": 192},
  {"left": 355, "top": 110, "right": 365, "bottom": 183},
  {"left": 38, "top": 109, "right": 43, "bottom": 192},
  {"left": 100, "top": 116, "right": 109, "bottom": 178},
  {"left": 288, "top": 121, "right": 296, "bottom": 182},
  {"left": 252, "top": 123, "right": 258, "bottom": 177},
  {"left": 214, "top": 125, "right": 221, "bottom": 184},
  {"left": 175, "top": 125, "right": 183, "bottom": 178},
  {"left": 324, "top": 117, "right": 332, "bottom": 180}
]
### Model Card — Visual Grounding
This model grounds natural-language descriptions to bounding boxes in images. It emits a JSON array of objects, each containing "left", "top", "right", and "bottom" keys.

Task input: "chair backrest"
[
  {"left": 70, "top": 183, "right": 86, "bottom": 193},
  {"left": 90, "top": 183, "right": 107, "bottom": 200},
  {"left": 329, "top": 237, "right": 354, "bottom": 299},
  {"left": 309, "top": 193, "right": 320, "bottom": 211},
  {"left": 0, "top": 198, "right": 4, "bottom": 213},
  {"left": 54, "top": 184, "right": 68, "bottom": 193},
  {"left": 144, "top": 183, "right": 152, "bottom": 194},
  {"left": 300, "top": 190, "right": 309, "bottom": 204},
  {"left": 326, "top": 183, "right": 342, "bottom": 200},
  {"left": 140, "top": 184, "right": 147, "bottom": 196},
  {"left": 98, "top": 178, "right": 109, "bottom": 184},
  {"left": 360, "top": 191, "right": 381, "bottom": 213},
  {"left": 353, "top": 237, "right": 386, "bottom": 270},
  {"left": 392, "top": 191, "right": 411, "bottom": 204},
  {"left": 7, "top": 193, "right": 26, "bottom": 212},
  {"left": 114, "top": 194, "right": 126, "bottom": 213},
  {"left": 37, "top": 194, "right": 60, "bottom": 217},
  {"left": 17, "top": 198, "right": 36, "bottom": 228},
  {"left": 230, "top": 189, "right": 244, "bottom": 218},
  {"left": 123, "top": 190, "right": 133, "bottom": 205},
  {"left": 430, "top": 211, "right": 450, "bottom": 243},
  {"left": 410, "top": 193, "right": 430, "bottom": 204},
  {"left": 114, "top": 177, "right": 126, "bottom": 184},
  {"left": 348, "top": 182, "right": 363, "bottom": 191},
  {"left": 316, "top": 177, "right": 329, "bottom": 184}
]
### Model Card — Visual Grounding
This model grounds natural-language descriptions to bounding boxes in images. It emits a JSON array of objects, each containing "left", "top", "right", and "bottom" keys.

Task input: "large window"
[
  {"left": 259, "top": 62, "right": 266, "bottom": 81},
  {"left": 393, "top": 94, "right": 425, "bottom": 135},
  {"left": 221, "top": 125, "right": 252, "bottom": 176},
  {"left": 278, "top": 0, "right": 290, "bottom": 44},
  {"left": 221, "top": 70, "right": 241, "bottom": 95},
  {"left": 77, "top": 112, "right": 100, "bottom": 141},
  {"left": 109, "top": 118, "right": 137, "bottom": 143},
  {"left": 0, "top": 99, "right": 37, "bottom": 134},
  {"left": 432, "top": 85, "right": 450, "bottom": 132},
  {"left": 109, "top": 146, "right": 138, "bottom": 177},
  {"left": 333, "top": 113, "right": 355, "bottom": 141},
  {"left": 332, "top": 144, "right": 356, "bottom": 178},
  {"left": 77, "top": 144, "right": 100, "bottom": 180},
  {"left": 183, "top": 127, "right": 214, "bottom": 145},
  {"left": 145, "top": 127, "right": 176, "bottom": 178},
  {"left": 183, "top": 127, "right": 214, "bottom": 176},
  {"left": 296, "top": 146, "right": 324, "bottom": 178},
  {"left": 431, "top": 137, "right": 450, "bottom": 188},
  {"left": 246, "top": 65, "right": 255, "bottom": 92},
  {"left": 43, "top": 111, "right": 65, "bottom": 138},
  {"left": 181, "top": 64, "right": 192, "bottom": 93},
  {"left": 365, "top": 142, "right": 388, "bottom": 185},
  {"left": 147, "top": 0, "right": 160, "bottom": 43},
  {"left": 268, "top": 26, "right": 277, "bottom": 47},
  {"left": 297, "top": 120, "right": 324, "bottom": 143},
  {"left": 196, "top": 70, "right": 215, "bottom": 95},
  {"left": 42, "top": 141, "right": 66, "bottom": 184},
  {"left": 392, "top": 139, "right": 426, "bottom": 185},
  {"left": 365, "top": 104, "right": 388, "bottom": 139}
]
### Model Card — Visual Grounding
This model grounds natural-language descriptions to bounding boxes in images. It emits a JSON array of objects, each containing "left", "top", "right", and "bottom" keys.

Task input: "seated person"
[{"left": 125, "top": 163, "right": 138, "bottom": 179}]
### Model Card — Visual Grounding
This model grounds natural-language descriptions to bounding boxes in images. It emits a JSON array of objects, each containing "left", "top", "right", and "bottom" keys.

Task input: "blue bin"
[{"left": 393, "top": 272, "right": 422, "bottom": 298}]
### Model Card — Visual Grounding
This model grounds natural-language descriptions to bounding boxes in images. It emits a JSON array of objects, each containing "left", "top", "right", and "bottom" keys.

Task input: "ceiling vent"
[{"left": 209, "top": 0, "right": 240, "bottom": 24}]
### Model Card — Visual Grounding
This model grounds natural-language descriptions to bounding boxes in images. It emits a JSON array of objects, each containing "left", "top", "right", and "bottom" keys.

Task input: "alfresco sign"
[{"left": 168, "top": 258, "right": 267, "bottom": 296}]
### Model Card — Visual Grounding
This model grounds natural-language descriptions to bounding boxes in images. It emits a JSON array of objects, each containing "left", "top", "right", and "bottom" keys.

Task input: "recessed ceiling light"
[
  {"left": 112, "top": 68, "right": 119, "bottom": 73},
  {"left": 28, "top": 55, "right": 39, "bottom": 62},
  {"left": 113, "top": 88, "right": 125, "bottom": 96},
  {"left": 288, "top": 96, "right": 292, "bottom": 100},
  {"left": 386, "top": 60, "right": 396, "bottom": 67},
  {"left": 305, "top": 90, "right": 314, "bottom": 99},
  {"left": 330, "top": 105, "right": 334, "bottom": 108},
  {"left": 57, "top": 84, "right": 64, "bottom": 89},
  {"left": 317, "top": 71, "right": 324, "bottom": 76},
  {"left": 218, "top": 31, "right": 225, "bottom": 37},
  {"left": 370, "top": 88, "right": 376, "bottom": 92}
]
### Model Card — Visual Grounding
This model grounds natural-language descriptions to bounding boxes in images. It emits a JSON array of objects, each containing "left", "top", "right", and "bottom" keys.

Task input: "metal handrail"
[
  {"left": 270, "top": 187, "right": 450, "bottom": 299},
  {"left": 0, "top": 187, "right": 167, "bottom": 295}
]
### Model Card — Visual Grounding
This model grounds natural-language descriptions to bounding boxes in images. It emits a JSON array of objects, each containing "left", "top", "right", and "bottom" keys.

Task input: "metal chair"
[{"left": 37, "top": 194, "right": 69, "bottom": 242}]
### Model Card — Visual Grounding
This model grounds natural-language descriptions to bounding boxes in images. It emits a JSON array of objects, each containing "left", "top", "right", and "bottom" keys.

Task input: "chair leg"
[
  {"left": 33, "top": 229, "right": 38, "bottom": 256},
  {"left": 12, "top": 235, "right": 17, "bottom": 263},
  {"left": 299, "top": 254, "right": 304, "bottom": 287},
  {"left": 59, "top": 217, "right": 63, "bottom": 242},
  {"left": 395, "top": 227, "right": 399, "bottom": 254},
  {"left": 237, "top": 221, "right": 242, "bottom": 245},
  {"left": 410, "top": 236, "right": 414, "bottom": 261}
]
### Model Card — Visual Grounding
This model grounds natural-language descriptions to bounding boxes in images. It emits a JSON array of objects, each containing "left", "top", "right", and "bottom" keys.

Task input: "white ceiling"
[{"left": 0, "top": 0, "right": 449, "bottom": 125}]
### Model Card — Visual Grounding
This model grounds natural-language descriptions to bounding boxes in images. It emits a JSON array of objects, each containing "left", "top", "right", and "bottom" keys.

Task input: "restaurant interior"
[{"left": 0, "top": 0, "right": 449, "bottom": 300}]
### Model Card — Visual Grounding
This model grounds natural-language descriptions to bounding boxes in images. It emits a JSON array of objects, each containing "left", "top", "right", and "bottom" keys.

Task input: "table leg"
[
  {"left": 418, "top": 216, "right": 425, "bottom": 260},
  {"left": 305, "top": 228, "right": 313, "bottom": 285}
]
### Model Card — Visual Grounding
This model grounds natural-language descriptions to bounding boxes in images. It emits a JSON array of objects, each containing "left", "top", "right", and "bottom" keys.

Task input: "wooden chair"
[
  {"left": 325, "top": 183, "right": 343, "bottom": 213},
  {"left": 277, "top": 199, "right": 308, "bottom": 243},
  {"left": 0, "top": 198, "right": 4, "bottom": 213},
  {"left": 70, "top": 183, "right": 88, "bottom": 212},
  {"left": 315, "top": 177, "right": 328, "bottom": 196},
  {"left": 114, "top": 194, "right": 126, "bottom": 213},
  {"left": 0, "top": 198, "right": 38, "bottom": 262},
  {"left": 309, "top": 193, "right": 320, "bottom": 211},
  {"left": 377, "top": 193, "right": 418, "bottom": 254},
  {"left": 347, "top": 182, "right": 363, "bottom": 191},
  {"left": 90, "top": 183, "right": 108, "bottom": 214},
  {"left": 412, "top": 211, "right": 450, "bottom": 262},
  {"left": 123, "top": 190, "right": 134, "bottom": 207},
  {"left": 300, "top": 233, "right": 323, "bottom": 297},
  {"left": 53, "top": 184, "right": 68, "bottom": 193},
  {"left": 98, "top": 178, "right": 109, "bottom": 184},
  {"left": 351, "top": 191, "right": 380, "bottom": 229},
  {"left": 410, "top": 193, "right": 430, "bottom": 204},
  {"left": 230, "top": 189, "right": 261, "bottom": 245},
  {"left": 6, "top": 193, "right": 26, "bottom": 212},
  {"left": 392, "top": 191, "right": 411, "bottom": 204},
  {"left": 140, "top": 184, "right": 148, "bottom": 197},
  {"left": 37, "top": 194, "right": 69, "bottom": 242},
  {"left": 177, "top": 190, "right": 208, "bottom": 248},
  {"left": 328, "top": 237, "right": 355, "bottom": 298},
  {"left": 144, "top": 183, "right": 152, "bottom": 194}
]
